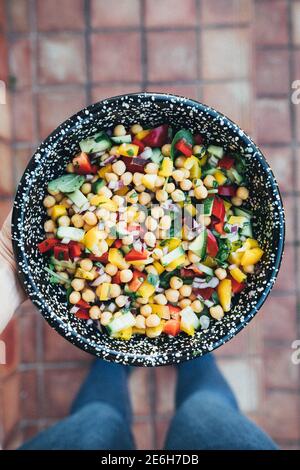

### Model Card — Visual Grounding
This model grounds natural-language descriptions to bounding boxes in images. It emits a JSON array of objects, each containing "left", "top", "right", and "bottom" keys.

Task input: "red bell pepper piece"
[
  {"left": 114, "top": 239, "right": 123, "bottom": 249},
  {"left": 88, "top": 252, "right": 109, "bottom": 263},
  {"left": 132, "top": 138, "right": 145, "bottom": 153},
  {"left": 163, "top": 319, "right": 181, "bottom": 336},
  {"left": 194, "top": 134, "right": 204, "bottom": 145},
  {"left": 180, "top": 268, "right": 195, "bottom": 278},
  {"left": 214, "top": 221, "right": 225, "bottom": 235},
  {"left": 73, "top": 152, "right": 93, "bottom": 175},
  {"left": 142, "top": 124, "right": 169, "bottom": 147},
  {"left": 54, "top": 244, "right": 69, "bottom": 261},
  {"left": 128, "top": 270, "right": 147, "bottom": 292},
  {"left": 69, "top": 241, "right": 83, "bottom": 259},
  {"left": 167, "top": 305, "right": 181, "bottom": 316},
  {"left": 207, "top": 230, "right": 218, "bottom": 257},
  {"left": 120, "top": 156, "right": 147, "bottom": 173},
  {"left": 125, "top": 249, "right": 149, "bottom": 262},
  {"left": 229, "top": 275, "right": 246, "bottom": 294},
  {"left": 218, "top": 186, "right": 236, "bottom": 197},
  {"left": 212, "top": 197, "right": 225, "bottom": 221},
  {"left": 175, "top": 138, "right": 193, "bottom": 157},
  {"left": 76, "top": 299, "right": 91, "bottom": 310},
  {"left": 75, "top": 310, "right": 90, "bottom": 320},
  {"left": 112, "top": 271, "right": 122, "bottom": 284},
  {"left": 218, "top": 156, "right": 235, "bottom": 170},
  {"left": 37, "top": 238, "right": 59, "bottom": 253},
  {"left": 193, "top": 287, "right": 214, "bottom": 300}
]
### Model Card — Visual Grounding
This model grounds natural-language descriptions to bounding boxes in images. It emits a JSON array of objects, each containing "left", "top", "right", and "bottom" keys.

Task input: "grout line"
[{"left": 83, "top": 0, "right": 92, "bottom": 105}]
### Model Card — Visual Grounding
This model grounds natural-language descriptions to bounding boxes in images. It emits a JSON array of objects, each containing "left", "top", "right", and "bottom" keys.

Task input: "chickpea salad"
[{"left": 38, "top": 123, "right": 264, "bottom": 340}]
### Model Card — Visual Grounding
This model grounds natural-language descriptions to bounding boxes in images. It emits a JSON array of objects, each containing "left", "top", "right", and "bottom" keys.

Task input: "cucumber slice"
[
  {"left": 203, "top": 197, "right": 214, "bottom": 216},
  {"left": 106, "top": 312, "right": 136, "bottom": 335},
  {"left": 48, "top": 174, "right": 85, "bottom": 194},
  {"left": 111, "top": 135, "right": 132, "bottom": 144},
  {"left": 189, "top": 230, "right": 207, "bottom": 260},
  {"left": 208, "top": 155, "right": 219, "bottom": 167},
  {"left": 241, "top": 221, "right": 253, "bottom": 238},
  {"left": 68, "top": 189, "right": 88, "bottom": 208},
  {"left": 196, "top": 263, "right": 214, "bottom": 276},
  {"left": 227, "top": 168, "right": 243, "bottom": 184},
  {"left": 79, "top": 131, "right": 111, "bottom": 153},
  {"left": 56, "top": 227, "right": 85, "bottom": 242},
  {"left": 234, "top": 207, "right": 252, "bottom": 219},
  {"left": 50, "top": 256, "right": 76, "bottom": 270},
  {"left": 161, "top": 246, "right": 185, "bottom": 266},
  {"left": 180, "top": 306, "right": 200, "bottom": 329},
  {"left": 207, "top": 145, "right": 224, "bottom": 159},
  {"left": 151, "top": 148, "right": 164, "bottom": 164},
  {"left": 92, "top": 179, "right": 105, "bottom": 195}
]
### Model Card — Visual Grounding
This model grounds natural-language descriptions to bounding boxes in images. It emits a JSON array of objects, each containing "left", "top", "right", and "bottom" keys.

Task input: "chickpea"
[
  {"left": 58, "top": 272, "right": 69, "bottom": 285},
  {"left": 100, "top": 311, "right": 113, "bottom": 326},
  {"left": 105, "top": 172, "right": 118, "bottom": 183},
  {"left": 61, "top": 197, "right": 72, "bottom": 208},
  {"left": 110, "top": 284, "right": 122, "bottom": 298},
  {"left": 179, "top": 298, "right": 191, "bottom": 309},
  {"left": 89, "top": 305, "right": 101, "bottom": 320},
  {"left": 99, "top": 240, "right": 108, "bottom": 254},
  {"left": 112, "top": 160, "right": 126, "bottom": 176},
  {"left": 203, "top": 175, "right": 216, "bottom": 188},
  {"left": 145, "top": 216, "right": 158, "bottom": 231},
  {"left": 144, "top": 231, "right": 156, "bottom": 247},
  {"left": 202, "top": 216, "right": 211, "bottom": 227},
  {"left": 58, "top": 215, "right": 70, "bottom": 227},
  {"left": 81, "top": 182, "right": 92, "bottom": 195},
  {"left": 133, "top": 172, "right": 143, "bottom": 186},
  {"left": 135, "top": 315, "right": 146, "bottom": 329},
  {"left": 172, "top": 170, "right": 185, "bottom": 182},
  {"left": 54, "top": 192, "right": 63, "bottom": 202},
  {"left": 80, "top": 258, "right": 93, "bottom": 271},
  {"left": 179, "top": 284, "right": 192, "bottom": 297},
  {"left": 66, "top": 163, "right": 74, "bottom": 173},
  {"left": 155, "top": 176, "right": 165, "bottom": 187},
  {"left": 171, "top": 189, "right": 185, "bottom": 202},
  {"left": 145, "top": 162, "right": 159, "bottom": 174},
  {"left": 165, "top": 288, "right": 180, "bottom": 303},
  {"left": 115, "top": 295, "right": 128, "bottom": 308},
  {"left": 113, "top": 124, "right": 126, "bottom": 137},
  {"left": 99, "top": 186, "right": 113, "bottom": 198},
  {"left": 136, "top": 295, "right": 148, "bottom": 304},
  {"left": 135, "top": 184, "right": 146, "bottom": 193},
  {"left": 121, "top": 172, "right": 133, "bottom": 186},
  {"left": 122, "top": 234, "right": 134, "bottom": 246},
  {"left": 175, "top": 156, "right": 186, "bottom": 168},
  {"left": 105, "top": 263, "right": 118, "bottom": 276},
  {"left": 151, "top": 206, "right": 164, "bottom": 219},
  {"left": 166, "top": 182, "right": 175, "bottom": 194},
  {"left": 96, "top": 208, "right": 110, "bottom": 221},
  {"left": 109, "top": 146, "right": 119, "bottom": 156},
  {"left": 194, "top": 185, "right": 208, "bottom": 200},
  {"left": 170, "top": 276, "right": 183, "bottom": 290},
  {"left": 193, "top": 145, "right": 202, "bottom": 155},
  {"left": 159, "top": 215, "right": 171, "bottom": 230},
  {"left": 215, "top": 267, "right": 227, "bottom": 280},
  {"left": 47, "top": 208, "right": 53, "bottom": 217},
  {"left": 44, "top": 219, "right": 56, "bottom": 233},
  {"left": 161, "top": 144, "right": 171, "bottom": 157},
  {"left": 71, "top": 278, "right": 85, "bottom": 291},
  {"left": 243, "top": 264, "right": 255, "bottom": 274},
  {"left": 140, "top": 305, "right": 152, "bottom": 317},
  {"left": 100, "top": 273, "right": 112, "bottom": 284},
  {"left": 191, "top": 300, "right": 204, "bottom": 313},
  {"left": 43, "top": 195, "right": 56, "bottom": 208},
  {"left": 87, "top": 193, "right": 95, "bottom": 202},
  {"left": 180, "top": 179, "right": 193, "bottom": 191},
  {"left": 236, "top": 187, "right": 249, "bottom": 200},
  {"left": 231, "top": 196, "right": 243, "bottom": 207},
  {"left": 156, "top": 189, "right": 168, "bottom": 202},
  {"left": 154, "top": 294, "right": 167, "bottom": 305},
  {"left": 188, "top": 251, "right": 200, "bottom": 264},
  {"left": 146, "top": 265, "right": 158, "bottom": 276},
  {"left": 182, "top": 168, "right": 190, "bottom": 179},
  {"left": 138, "top": 192, "right": 152, "bottom": 205},
  {"left": 210, "top": 305, "right": 224, "bottom": 320},
  {"left": 112, "top": 195, "right": 125, "bottom": 207},
  {"left": 82, "top": 288, "right": 96, "bottom": 303},
  {"left": 131, "top": 124, "right": 143, "bottom": 134},
  {"left": 69, "top": 291, "right": 81, "bottom": 305},
  {"left": 146, "top": 314, "right": 160, "bottom": 328},
  {"left": 120, "top": 269, "right": 133, "bottom": 283},
  {"left": 136, "top": 211, "right": 146, "bottom": 223}
]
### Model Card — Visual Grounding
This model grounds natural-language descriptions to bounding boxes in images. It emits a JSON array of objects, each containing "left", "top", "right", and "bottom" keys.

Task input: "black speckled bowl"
[{"left": 12, "top": 93, "right": 285, "bottom": 366}]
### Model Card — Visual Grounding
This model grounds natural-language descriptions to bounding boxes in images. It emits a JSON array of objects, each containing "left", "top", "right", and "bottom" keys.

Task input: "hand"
[{"left": 0, "top": 211, "right": 26, "bottom": 333}]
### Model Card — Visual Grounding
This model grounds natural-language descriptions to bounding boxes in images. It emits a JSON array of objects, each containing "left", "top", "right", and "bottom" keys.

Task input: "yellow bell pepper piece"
[
  {"left": 166, "top": 254, "right": 186, "bottom": 271},
  {"left": 96, "top": 282, "right": 110, "bottom": 301},
  {"left": 118, "top": 143, "right": 139, "bottom": 157},
  {"left": 132, "top": 327, "right": 146, "bottom": 335},
  {"left": 241, "top": 248, "right": 264, "bottom": 266},
  {"left": 108, "top": 248, "right": 128, "bottom": 270},
  {"left": 149, "top": 304, "right": 170, "bottom": 319},
  {"left": 217, "top": 279, "right": 232, "bottom": 312},
  {"left": 198, "top": 153, "right": 208, "bottom": 166},
  {"left": 51, "top": 205, "right": 67, "bottom": 220},
  {"left": 75, "top": 268, "right": 95, "bottom": 281},
  {"left": 115, "top": 186, "right": 129, "bottom": 196},
  {"left": 167, "top": 238, "right": 181, "bottom": 251},
  {"left": 153, "top": 261, "right": 165, "bottom": 275},
  {"left": 243, "top": 238, "right": 259, "bottom": 250},
  {"left": 202, "top": 256, "right": 217, "bottom": 268},
  {"left": 130, "top": 258, "right": 153, "bottom": 266},
  {"left": 146, "top": 323, "right": 164, "bottom": 338},
  {"left": 228, "top": 251, "right": 243, "bottom": 265},
  {"left": 137, "top": 280, "right": 156, "bottom": 298},
  {"left": 229, "top": 266, "right": 247, "bottom": 283},
  {"left": 190, "top": 161, "right": 201, "bottom": 179},
  {"left": 159, "top": 157, "right": 173, "bottom": 177},
  {"left": 184, "top": 155, "right": 198, "bottom": 170},
  {"left": 90, "top": 195, "right": 118, "bottom": 211},
  {"left": 142, "top": 174, "right": 157, "bottom": 190},
  {"left": 98, "top": 164, "right": 112, "bottom": 178},
  {"left": 214, "top": 170, "right": 227, "bottom": 186},
  {"left": 84, "top": 227, "right": 106, "bottom": 255},
  {"left": 180, "top": 323, "right": 195, "bottom": 336},
  {"left": 135, "top": 129, "right": 150, "bottom": 140},
  {"left": 114, "top": 327, "right": 133, "bottom": 341},
  {"left": 224, "top": 200, "right": 232, "bottom": 212},
  {"left": 106, "top": 238, "right": 115, "bottom": 247},
  {"left": 228, "top": 216, "right": 247, "bottom": 227}
]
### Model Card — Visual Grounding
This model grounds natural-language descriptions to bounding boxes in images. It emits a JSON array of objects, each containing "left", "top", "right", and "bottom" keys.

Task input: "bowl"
[{"left": 12, "top": 92, "right": 285, "bottom": 366}]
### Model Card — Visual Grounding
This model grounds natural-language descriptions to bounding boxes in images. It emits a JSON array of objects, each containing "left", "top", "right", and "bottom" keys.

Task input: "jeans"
[{"left": 19, "top": 355, "right": 277, "bottom": 450}]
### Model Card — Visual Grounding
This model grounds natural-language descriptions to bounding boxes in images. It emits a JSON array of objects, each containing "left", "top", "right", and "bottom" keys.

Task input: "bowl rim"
[{"left": 12, "top": 91, "right": 285, "bottom": 366}]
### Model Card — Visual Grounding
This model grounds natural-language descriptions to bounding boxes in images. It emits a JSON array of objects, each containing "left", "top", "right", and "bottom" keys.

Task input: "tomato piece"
[
  {"left": 142, "top": 124, "right": 169, "bottom": 147},
  {"left": 75, "top": 310, "right": 90, "bottom": 320},
  {"left": 128, "top": 270, "right": 146, "bottom": 292},
  {"left": 229, "top": 275, "right": 246, "bottom": 294},
  {"left": 73, "top": 152, "right": 93, "bottom": 175},
  {"left": 180, "top": 268, "right": 195, "bottom": 278},
  {"left": 163, "top": 319, "right": 181, "bottom": 336},
  {"left": 53, "top": 244, "right": 69, "bottom": 261},
  {"left": 218, "top": 156, "right": 235, "bottom": 170},
  {"left": 125, "top": 249, "right": 149, "bottom": 262},
  {"left": 37, "top": 238, "right": 60, "bottom": 253},
  {"left": 76, "top": 299, "right": 91, "bottom": 310},
  {"left": 175, "top": 138, "right": 193, "bottom": 157},
  {"left": 218, "top": 186, "right": 236, "bottom": 197},
  {"left": 212, "top": 197, "right": 225, "bottom": 221},
  {"left": 132, "top": 137, "right": 145, "bottom": 153},
  {"left": 88, "top": 252, "right": 109, "bottom": 263},
  {"left": 207, "top": 230, "right": 218, "bottom": 257},
  {"left": 112, "top": 271, "right": 121, "bottom": 284},
  {"left": 69, "top": 241, "right": 83, "bottom": 259}
]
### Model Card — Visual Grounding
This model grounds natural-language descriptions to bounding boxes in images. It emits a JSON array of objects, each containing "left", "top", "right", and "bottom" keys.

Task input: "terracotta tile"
[
  {"left": 255, "top": 99, "right": 291, "bottom": 144},
  {"left": 0, "top": 1, "right": 6, "bottom": 33},
  {"left": 147, "top": 31, "right": 197, "bottom": 82},
  {"left": 201, "top": 0, "right": 252, "bottom": 24},
  {"left": 129, "top": 368, "right": 151, "bottom": 416},
  {"left": 37, "top": 88, "right": 86, "bottom": 139},
  {"left": 256, "top": 50, "right": 290, "bottom": 96},
  {"left": 14, "top": 147, "right": 32, "bottom": 185},
  {"left": 262, "top": 390, "right": 300, "bottom": 441},
  {"left": 154, "top": 366, "right": 176, "bottom": 415},
  {"left": 91, "top": 0, "right": 141, "bottom": 28},
  {"left": 0, "top": 199, "right": 13, "bottom": 226},
  {"left": 215, "top": 321, "right": 261, "bottom": 357},
  {"left": 0, "top": 35, "right": 9, "bottom": 81},
  {"left": 91, "top": 32, "right": 142, "bottom": 83},
  {"left": 1, "top": 372, "right": 21, "bottom": 435},
  {"left": 0, "top": 91, "right": 12, "bottom": 139},
  {"left": 91, "top": 84, "right": 142, "bottom": 103},
  {"left": 297, "top": 148, "right": 300, "bottom": 190},
  {"left": 202, "top": 81, "right": 253, "bottom": 134},
  {"left": 10, "top": 38, "right": 32, "bottom": 91},
  {"left": 260, "top": 294, "right": 297, "bottom": 342},
  {"left": 8, "top": 0, "right": 30, "bottom": 33},
  {"left": 264, "top": 344, "right": 299, "bottom": 390},
  {"left": 20, "top": 370, "right": 39, "bottom": 419},
  {"left": 43, "top": 367, "right": 88, "bottom": 418},
  {"left": 43, "top": 321, "right": 92, "bottom": 363},
  {"left": 145, "top": 0, "right": 196, "bottom": 27},
  {"left": 292, "top": 1, "right": 300, "bottom": 45},
  {"left": 37, "top": 0, "right": 85, "bottom": 31},
  {"left": 18, "top": 301, "right": 38, "bottom": 363},
  {"left": 293, "top": 50, "right": 300, "bottom": 83},
  {"left": 254, "top": 0, "right": 289, "bottom": 46},
  {"left": 202, "top": 28, "right": 251, "bottom": 80},
  {"left": 146, "top": 84, "right": 198, "bottom": 101},
  {"left": 133, "top": 419, "right": 154, "bottom": 450},
  {"left": 0, "top": 317, "right": 20, "bottom": 378},
  {"left": 38, "top": 34, "right": 86, "bottom": 85},
  {"left": 0, "top": 141, "right": 14, "bottom": 196},
  {"left": 259, "top": 146, "right": 292, "bottom": 193},
  {"left": 273, "top": 244, "right": 295, "bottom": 292},
  {"left": 12, "top": 91, "right": 35, "bottom": 143},
  {"left": 155, "top": 417, "right": 171, "bottom": 449},
  {"left": 296, "top": 98, "right": 300, "bottom": 143}
]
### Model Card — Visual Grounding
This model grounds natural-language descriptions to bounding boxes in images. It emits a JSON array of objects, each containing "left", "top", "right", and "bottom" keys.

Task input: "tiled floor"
[{"left": 0, "top": 0, "right": 299, "bottom": 450}]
